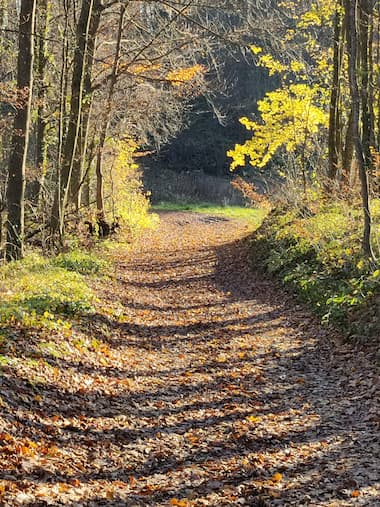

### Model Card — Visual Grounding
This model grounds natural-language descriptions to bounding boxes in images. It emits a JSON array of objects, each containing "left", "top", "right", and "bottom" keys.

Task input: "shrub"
[
  {"left": 104, "top": 138, "right": 159, "bottom": 237},
  {"left": 250, "top": 201, "right": 380, "bottom": 340}
]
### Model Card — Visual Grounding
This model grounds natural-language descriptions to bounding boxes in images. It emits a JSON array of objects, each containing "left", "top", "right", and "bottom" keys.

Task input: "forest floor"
[{"left": 0, "top": 212, "right": 379, "bottom": 506}]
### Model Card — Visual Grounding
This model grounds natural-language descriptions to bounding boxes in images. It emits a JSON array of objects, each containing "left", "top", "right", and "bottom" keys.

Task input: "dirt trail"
[{"left": 0, "top": 212, "right": 379, "bottom": 506}]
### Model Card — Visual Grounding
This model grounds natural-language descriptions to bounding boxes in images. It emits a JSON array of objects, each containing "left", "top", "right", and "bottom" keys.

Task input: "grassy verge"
[
  {"left": 249, "top": 200, "right": 380, "bottom": 343},
  {"left": 153, "top": 201, "right": 267, "bottom": 224},
  {"left": 0, "top": 250, "right": 109, "bottom": 333}
]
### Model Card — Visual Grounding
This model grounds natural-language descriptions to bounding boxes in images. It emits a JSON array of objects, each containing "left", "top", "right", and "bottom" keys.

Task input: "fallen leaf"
[
  {"left": 170, "top": 499, "right": 188, "bottom": 506},
  {"left": 271, "top": 472, "right": 283, "bottom": 483}
]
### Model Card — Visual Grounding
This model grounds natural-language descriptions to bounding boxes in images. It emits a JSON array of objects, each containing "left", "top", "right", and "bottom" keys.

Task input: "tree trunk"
[
  {"left": 6, "top": 0, "right": 36, "bottom": 261},
  {"left": 359, "top": 0, "right": 373, "bottom": 170},
  {"left": 96, "top": 4, "right": 126, "bottom": 215},
  {"left": 0, "top": 0, "right": 7, "bottom": 31},
  {"left": 51, "top": 0, "right": 103, "bottom": 237},
  {"left": 346, "top": 0, "right": 374, "bottom": 258},
  {"left": 29, "top": 0, "right": 49, "bottom": 205},
  {"left": 70, "top": 4, "right": 102, "bottom": 209},
  {"left": 328, "top": 3, "right": 343, "bottom": 183},
  {"left": 343, "top": 107, "right": 355, "bottom": 183}
]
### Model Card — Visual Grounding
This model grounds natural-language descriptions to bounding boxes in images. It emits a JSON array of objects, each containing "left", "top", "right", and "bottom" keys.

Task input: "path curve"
[
  {"left": 1, "top": 212, "right": 379, "bottom": 506},
  {"left": 96, "top": 212, "right": 379, "bottom": 506}
]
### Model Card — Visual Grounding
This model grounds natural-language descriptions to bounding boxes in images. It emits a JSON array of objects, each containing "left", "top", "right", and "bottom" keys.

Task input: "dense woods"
[
  {"left": 1, "top": 0, "right": 380, "bottom": 261},
  {"left": 1, "top": 0, "right": 254, "bottom": 258}
]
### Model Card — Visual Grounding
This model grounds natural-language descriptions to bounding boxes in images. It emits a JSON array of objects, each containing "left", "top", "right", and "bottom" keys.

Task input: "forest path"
[
  {"left": 89, "top": 212, "right": 379, "bottom": 506},
  {"left": 1, "top": 212, "right": 379, "bottom": 506}
]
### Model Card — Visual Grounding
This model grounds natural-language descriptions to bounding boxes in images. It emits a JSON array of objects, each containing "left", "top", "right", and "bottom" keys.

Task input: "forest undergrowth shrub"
[
  {"left": 53, "top": 250, "right": 108, "bottom": 275},
  {"left": 0, "top": 252, "right": 99, "bottom": 331},
  {"left": 104, "top": 139, "right": 159, "bottom": 238},
  {"left": 250, "top": 198, "right": 380, "bottom": 342}
]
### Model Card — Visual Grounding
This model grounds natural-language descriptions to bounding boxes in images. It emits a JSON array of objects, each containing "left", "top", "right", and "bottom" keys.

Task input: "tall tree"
[
  {"left": 6, "top": 0, "right": 36, "bottom": 260},
  {"left": 327, "top": 1, "right": 344, "bottom": 182},
  {"left": 345, "top": 0, "right": 374, "bottom": 258},
  {"left": 29, "top": 0, "right": 49, "bottom": 205},
  {"left": 95, "top": 3, "right": 126, "bottom": 216},
  {"left": 50, "top": 0, "right": 103, "bottom": 238}
]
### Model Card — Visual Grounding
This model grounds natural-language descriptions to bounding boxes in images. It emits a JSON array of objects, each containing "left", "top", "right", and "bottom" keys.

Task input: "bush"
[
  {"left": 103, "top": 138, "right": 159, "bottom": 237},
  {"left": 250, "top": 202, "right": 380, "bottom": 341}
]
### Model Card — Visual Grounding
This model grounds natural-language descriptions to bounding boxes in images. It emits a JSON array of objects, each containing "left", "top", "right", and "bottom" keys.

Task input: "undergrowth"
[
  {"left": 0, "top": 251, "right": 108, "bottom": 331},
  {"left": 250, "top": 199, "right": 380, "bottom": 342}
]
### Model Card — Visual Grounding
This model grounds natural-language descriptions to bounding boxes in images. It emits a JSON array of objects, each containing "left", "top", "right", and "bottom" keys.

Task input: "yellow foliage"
[
  {"left": 250, "top": 44, "right": 263, "bottom": 55},
  {"left": 257, "top": 54, "right": 287, "bottom": 76},
  {"left": 125, "top": 63, "right": 161, "bottom": 76},
  {"left": 297, "top": 0, "right": 337, "bottom": 28},
  {"left": 104, "top": 137, "right": 158, "bottom": 236},
  {"left": 228, "top": 84, "right": 328, "bottom": 170},
  {"left": 166, "top": 64, "right": 205, "bottom": 86}
]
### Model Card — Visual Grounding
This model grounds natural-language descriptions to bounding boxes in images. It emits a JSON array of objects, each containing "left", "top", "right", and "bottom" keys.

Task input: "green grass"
[
  {"left": 0, "top": 250, "right": 108, "bottom": 331},
  {"left": 152, "top": 201, "right": 267, "bottom": 224}
]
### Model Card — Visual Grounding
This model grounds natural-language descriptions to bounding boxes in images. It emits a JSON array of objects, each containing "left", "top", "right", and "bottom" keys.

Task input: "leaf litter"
[{"left": 0, "top": 211, "right": 379, "bottom": 506}]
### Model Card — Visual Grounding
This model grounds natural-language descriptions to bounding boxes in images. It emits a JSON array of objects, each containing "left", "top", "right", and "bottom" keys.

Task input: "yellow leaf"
[
  {"left": 246, "top": 415, "right": 261, "bottom": 423},
  {"left": 271, "top": 472, "right": 283, "bottom": 483},
  {"left": 250, "top": 44, "right": 263, "bottom": 55}
]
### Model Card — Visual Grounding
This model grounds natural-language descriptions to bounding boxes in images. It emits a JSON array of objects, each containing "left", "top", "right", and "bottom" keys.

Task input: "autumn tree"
[{"left": 6, "top": 0, "right": 36, "bottom": 260}]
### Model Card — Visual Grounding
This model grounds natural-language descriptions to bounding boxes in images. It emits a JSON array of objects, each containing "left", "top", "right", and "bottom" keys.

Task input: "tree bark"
[
  {"left": 6, "top": 0, "right": 36, "bottom": 261},
  {"left": 29, "top": 0, "right": 49, "bottom": 205},
  {"left": 51, "top": 0, "right": 103, "bottom": 237},
  {"left": 96, "top": 3, "right": 126, "bottom": 215},
  {"left": 70, "top": 3, "right": 102, "bottom": 209},
  {"left": 359, "top": 0, "right": 373, "bottom": 170},
  {"left": 346, "top": 0, "right": 374, "bottom": 258},
  {"left": 328, "top": 2, "right": 343, "bottom": 183}
]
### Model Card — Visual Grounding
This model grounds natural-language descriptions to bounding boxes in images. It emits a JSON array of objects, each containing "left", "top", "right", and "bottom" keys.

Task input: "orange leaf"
[
  {"left": 128, "top": 476, "right": 137, "bottom": 486},
  {"left": 106, "top": 490, "right": 115, "bottom": 500},
  {"left": 0, "top": 432, "right": 13, "bottom": 442},
  {"left": 169, "top": 499, "right": 188, "bottom": 506},
  {"left": 271, "top": 472, "right": 283, "bottom": 482},
  {"left": 351, "top": 490, "right": 360, "bottom": 497}
]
